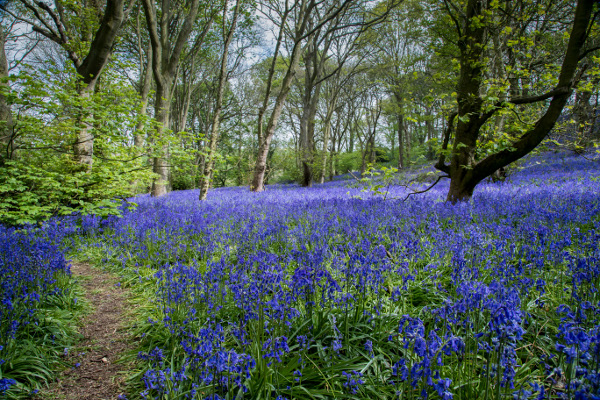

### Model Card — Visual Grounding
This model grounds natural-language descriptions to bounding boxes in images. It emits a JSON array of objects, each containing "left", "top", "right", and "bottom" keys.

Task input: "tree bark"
[
  {"left": 0, "top": 26, "right": 13, "bottom": 165},
  {"left": 397, "top": 113, "right": 404, "bottom": 169},
  {"left": 440, "top": 0, "right": 594, "bottom": 203},
  {"left": 150, "top": 82, "right": 171, "bottom": 196},
  {"left": 199, "top": 0, "right": 240, "bottom": 200},
  {"left": 142, "top": 0, "right": 210, "bottom": 196},
  {"left": 319, "top": 107, "right": 334, "bottom": 184},
  {"left": 327, "top": 122, "right": 337, "bottom": 181}
]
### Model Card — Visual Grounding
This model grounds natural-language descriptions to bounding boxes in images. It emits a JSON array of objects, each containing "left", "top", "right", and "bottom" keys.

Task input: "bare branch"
[
  {"left": 402, "top": 174, "right": 449, "bottom": 201},
  {"left": 36, "top": 0, "right": 68, "bottom": 43}
]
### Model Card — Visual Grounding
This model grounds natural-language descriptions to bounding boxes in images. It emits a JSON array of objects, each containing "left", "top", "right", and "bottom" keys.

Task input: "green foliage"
[
  {"left": 0, "top": 274, "right": 85, "bottom": 399},
  {"left": 337, "top": 151, "right": 362, "bottom": 174},
  {"left": 0, "top": 66, "right": 152, "bottom": 225},
  {"left": 0, "top": 161, "right": 125, "bottom": 225},
  {"left": 270, "top": 147, "right": 301, "bottom": 184},
  {"left": 355, "top": 164, "right": 400, "bottom": 199}
]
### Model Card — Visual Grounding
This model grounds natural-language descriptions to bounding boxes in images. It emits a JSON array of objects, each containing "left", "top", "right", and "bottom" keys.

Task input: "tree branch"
[
  {"left": 470, "top": 0, "right": 594, "bottom": 186},
  {"left": 167, "top": 0, "right": 203, "bottom": 77},
  {"left": 441, "top": 0, "right": 462, "bottom": 39},
  {"left": 434, "top": 111, "right": 456, "bottom": 174},
  {"left": 76, "top": 0, "right": 125, "bottom": 84},
  {"left": 578, "top": 45, "right": 600, "bottom": 60},
  {"left": 36, "top": 0, "right": 68, "bottom": 43},
  {"left": 402, "top": 174, "right": 449, "bottom": 202}
]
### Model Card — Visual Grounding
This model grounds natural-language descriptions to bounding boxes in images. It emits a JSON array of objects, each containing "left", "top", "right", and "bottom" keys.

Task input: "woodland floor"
[{"left": 39, "top": 262, "right": 134, "bottom": 400}]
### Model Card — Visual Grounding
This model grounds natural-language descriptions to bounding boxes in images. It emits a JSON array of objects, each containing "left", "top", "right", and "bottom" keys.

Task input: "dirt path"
[{"left": 43, "top": 262, "right": 134, "bottom": 400}]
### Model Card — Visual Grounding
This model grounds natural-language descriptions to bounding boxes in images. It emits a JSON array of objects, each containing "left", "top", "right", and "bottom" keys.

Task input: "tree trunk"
[
  {"left": 299, "top": 81, "right": 321, "bottom": 187},
  {"left": 394, "top": 92, "right": 404, "bottom": 169},
  {"left": 328, "top": 126, "right": 336, "bottom": 181},
  {"left": 73, "top": 80, "right": 98, "bottom": 169},
  {"left": 199, "top": 0, "right": 240, "bottom": 200},
  {"left": 444, "top": 0, "right": 489, "bottom": 203},
  {"left": 397, "top": 113, "right": 404, "bottom": 169},
  {"left": 256, "top": 7, "right": 289, "bottom": 150},
  {"left": 443, "top": 0, "right": 593, "bottom": 203},
  {"left": 319, "top": 110, "right": 333, "bottom": 184},
  {"left": 134, "top": 45, "right": 153, "bottom": 148},
  {"left": 405, "top": 120, "right": 411, "bottom": 161},
  {"left": 151, "top": 82, "right": 171, "bottom": 197},
  {"left": 425, "top": 107, "right": 434, "bottom": 160},
  {"left": 0, "top": 26, "right": 13, "bottom": 165},
  {"left": 573, "top": 81, "right": 594, "bottom": 139},
  {"left": 251, "top": 30, "right": 304, "bottom": 192}
]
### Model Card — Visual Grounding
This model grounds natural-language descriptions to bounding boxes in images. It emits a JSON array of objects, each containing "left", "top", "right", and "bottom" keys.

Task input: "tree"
[
  {"left": 141, "top": 0, "right": 215, "bottom": 196},
  {"left": 198, "top": 0, "right": 243, "bottom": 200},
  {"left": 0, "top": 23, "right": 12, "bottom": 165},
  {"left": 435, "top": 0, "right": 598, "bottom": 202},
  {"left": 250, "top": 0, "right": 378, "bottom": 192},
  {"left": 6, "top": 0, "right": 130, "bottom": 169}
]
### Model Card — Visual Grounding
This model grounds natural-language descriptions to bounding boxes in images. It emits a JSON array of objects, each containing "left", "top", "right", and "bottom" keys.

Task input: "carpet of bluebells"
[
  {"left": 70, "top": 152, "right": 599, "bottom": 400},
  {"left": 1, "top": 151, "right": 600, "bottom": 399},
  {"left": 0, "top": 225, "right": 77, "bottom": 397}
]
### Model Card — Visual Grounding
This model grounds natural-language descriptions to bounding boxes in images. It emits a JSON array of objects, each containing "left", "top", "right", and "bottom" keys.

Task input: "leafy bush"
[
  {"left": 0, "top": 67, "right": 152, "bottom": 225},
  {"left": 337, "top": 151, "right": 362, "bottom": 174}
]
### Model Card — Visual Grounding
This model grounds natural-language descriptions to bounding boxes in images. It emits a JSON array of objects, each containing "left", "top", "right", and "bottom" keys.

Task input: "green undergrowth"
[{"left": 1, "top": 273, "right": 87, "bottom": 399}]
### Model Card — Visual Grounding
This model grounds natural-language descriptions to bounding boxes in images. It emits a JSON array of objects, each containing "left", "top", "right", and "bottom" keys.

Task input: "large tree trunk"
[
  {"left": 442, "top": 0, "right": 593, "bottom": 203},
  {"left": 444, "top": 0, "right": 494, "bottom": 203},
  {"left": 73, "top": 81, "right": 97, "bottom": 168},
  {"left": 151, "top": 83, "right": 171, "bottom": 197},
  {"left": 251, "top": 33, "right": 304, "bottom": 192}
]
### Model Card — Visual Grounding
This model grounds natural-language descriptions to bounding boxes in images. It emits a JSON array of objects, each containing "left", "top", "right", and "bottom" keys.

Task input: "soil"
[{"left": 41, "top": 262, "right": 134, "bottom": 400}]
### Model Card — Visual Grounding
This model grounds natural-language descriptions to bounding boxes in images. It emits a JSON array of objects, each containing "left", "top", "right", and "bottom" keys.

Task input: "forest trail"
[{"left": 42, "top": 262, "right": 134, "bottom": 400}]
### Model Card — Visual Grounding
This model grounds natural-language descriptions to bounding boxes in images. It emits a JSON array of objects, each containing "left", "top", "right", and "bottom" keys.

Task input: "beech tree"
[
  {"left": 435, "top": 0, "right": 599, "bottom": 202},
  {"left": 6, "top": 0, "right": 131, "bottom": 169},
  {"left": 199, "top": 0, "right": 242, "bottom": 201},
  {"left": 141, "top": 0, "right": 215, "bottom": 196}
]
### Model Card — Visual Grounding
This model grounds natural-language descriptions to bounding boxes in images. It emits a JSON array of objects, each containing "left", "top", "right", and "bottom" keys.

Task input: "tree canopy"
[{"left": 0, "top": 0, "right": 598, "bottom": 223}]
